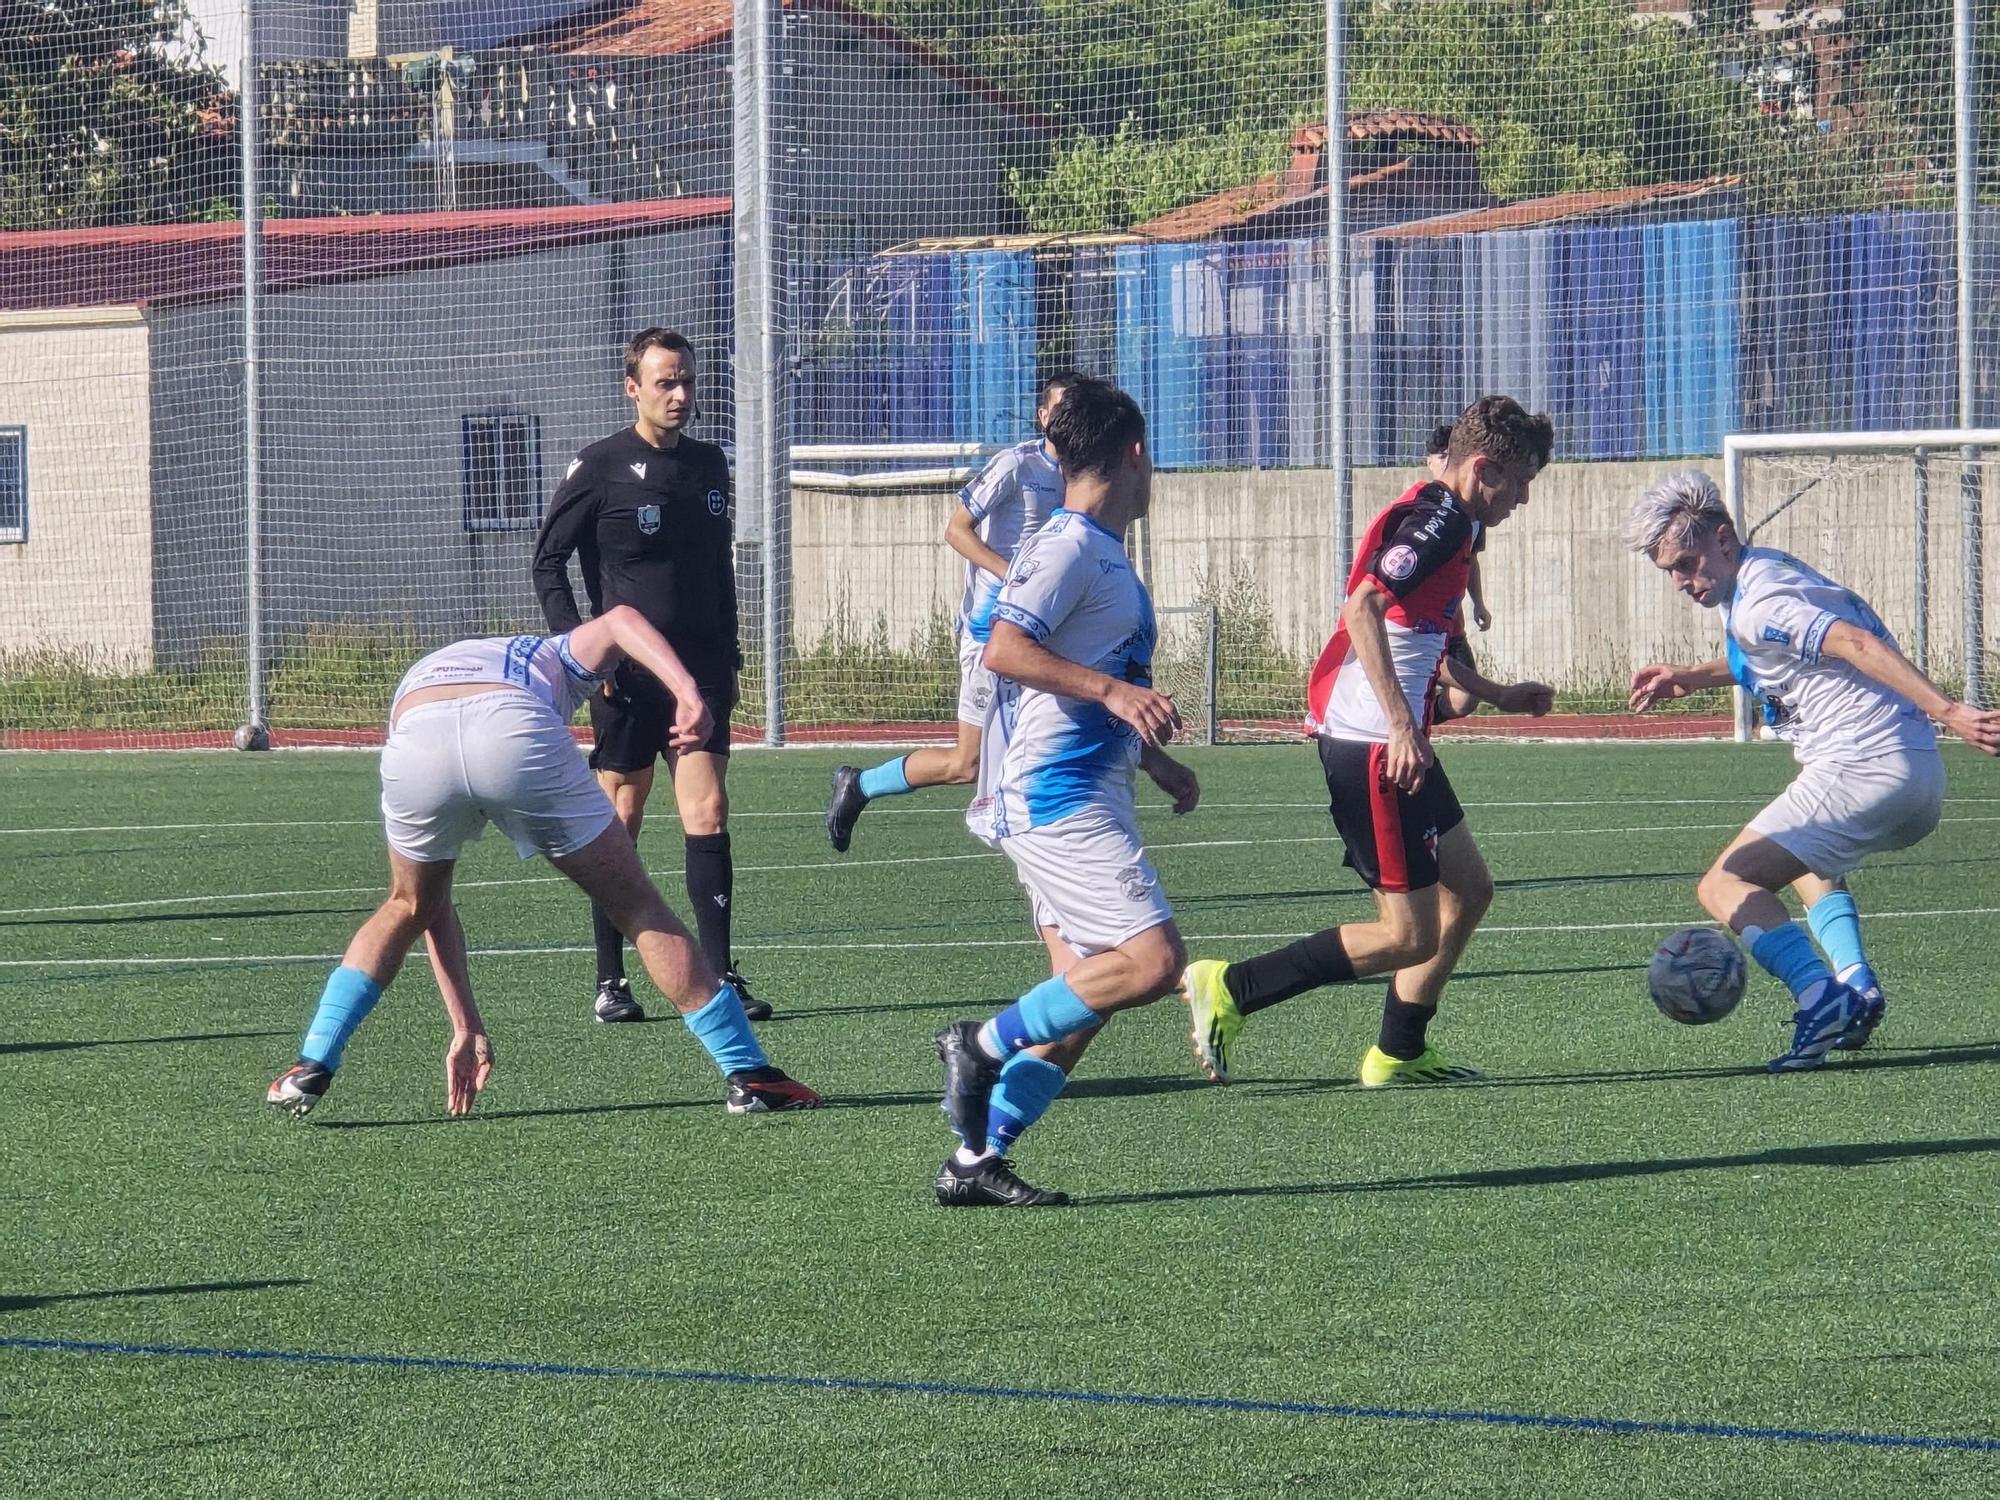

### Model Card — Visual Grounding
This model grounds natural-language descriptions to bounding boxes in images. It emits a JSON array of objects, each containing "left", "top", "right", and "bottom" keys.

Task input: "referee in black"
[{"left": 533, "top": 327, "right": 772, "bottom": 1023}]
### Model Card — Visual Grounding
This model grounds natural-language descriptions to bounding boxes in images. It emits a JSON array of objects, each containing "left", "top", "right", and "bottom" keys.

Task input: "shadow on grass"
[
  {"left": 1085, "top": 1136, "right": 2000, "bottom": 1208},
  {"left": 0, "top": 906, "right": 370, "bottom": 931},
  {"left": 0, "top": 1029, "right": 288, "bottom": 1057},
  {"left": 0, "top": 1278, "right": 309, "bottom": 1313}
]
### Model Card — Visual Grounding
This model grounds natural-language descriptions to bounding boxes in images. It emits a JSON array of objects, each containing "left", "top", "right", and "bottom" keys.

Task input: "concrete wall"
[
  {"left": 0, "top": 310, "right": 155, "bottom": 668},
  {"left": 792, "top": 458, "right": 2000, "bottom": 695},
  {"left": 148, "top": 226, "right": 730, "bottom": 666}
]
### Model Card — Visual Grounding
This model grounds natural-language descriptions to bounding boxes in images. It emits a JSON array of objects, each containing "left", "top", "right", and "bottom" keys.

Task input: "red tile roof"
[
  {"left": 1365, "top": 176, "right": 1739, "bottom": 238},
  {"left": 1133, "top": 112, "right": 1478, "bottom": 241},
  {"left": 512, "top": 0, "right": 1053, "bottom": 132},
  {"left": 0, "top": 199, "right": 731, "bottom": 311}
]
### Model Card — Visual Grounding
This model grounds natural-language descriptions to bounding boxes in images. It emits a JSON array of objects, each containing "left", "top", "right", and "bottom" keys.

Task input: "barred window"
[{"left": 462, "top": 414, "right": 542, "bottom": 532}]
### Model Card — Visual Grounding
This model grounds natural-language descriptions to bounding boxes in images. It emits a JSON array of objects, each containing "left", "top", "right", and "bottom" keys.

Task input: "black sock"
[
  {"left": 684, "top": 831, "right": 734, "bottom": 974},
  {"left": 1223, "top": 928, "right": 1356, "bottom": 1016},
  {"left": 1377, "top": 984, "right": 1437, "bottom": 1061},
  {"left": 592, "top": 901, "right": 625, "bottom": 985}
]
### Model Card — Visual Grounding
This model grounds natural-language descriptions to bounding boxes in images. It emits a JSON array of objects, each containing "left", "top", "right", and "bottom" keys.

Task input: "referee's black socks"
[
  {"left": 684, "top": 831, "right": 734, "bottom": 973},
  {"left": 592, "top": 902, "right": 626, "bottom": 985}
]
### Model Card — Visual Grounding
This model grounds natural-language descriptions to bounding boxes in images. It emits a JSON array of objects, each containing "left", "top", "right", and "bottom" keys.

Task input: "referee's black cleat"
[
  {"left": 935, "top": 1154, "right": 1070, "bottom": 1208},
  {"left": 593, "top": 977, "right": 646, "bottom": 1024},
  {"left": 266, "top": 1058, "right": 333, "bottom": 1118},
  {"left": 724, "top": 969, "right": 773, "bottom": 1022},
  {"left": 825, "top": 765, "right": 868, "bottom": 853},
  {"left": 725, "top": 1067, "right": 824, "bottom": 1114},
  {"left": 935, "top": 1020, "right": 1001, "bottom": 1151}
]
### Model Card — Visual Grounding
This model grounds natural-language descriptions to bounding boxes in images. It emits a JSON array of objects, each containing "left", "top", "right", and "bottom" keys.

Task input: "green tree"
[
  {"left": 1009, "top": 115, "right": 1290, "bottom": 234},
  {"left": 0, "top": 0, "right": 231, "bottom": 229}
]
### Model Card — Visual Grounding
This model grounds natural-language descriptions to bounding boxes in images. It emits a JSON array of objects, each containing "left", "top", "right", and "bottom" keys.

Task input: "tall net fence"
[{"left": 0, "top": 0, "right": 1995, "bottom": 747}]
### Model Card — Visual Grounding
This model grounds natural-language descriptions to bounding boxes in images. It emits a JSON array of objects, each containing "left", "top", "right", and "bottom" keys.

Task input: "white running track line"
[
  {"left": 6, "top": 817, "right": 2000, "bottom": 922},
  {"left": 2, "top": 904, "right": 1997, "bottom": 971},
  {"left": 5, "top": 796, "right": 1999, "bottom": 837}
]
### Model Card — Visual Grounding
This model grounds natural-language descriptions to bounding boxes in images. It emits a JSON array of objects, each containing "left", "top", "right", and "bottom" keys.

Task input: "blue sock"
[
  {"left": 1806, "top": 892, "right": 1876, "bottom": 991},
  {"left": 299, "top": 966, "right": 385, "bottom": 1070},
  {"left": 1747, "top": 922, "right": 1834, "bottom": 1006},
  {"left": 857, "top": 755, "right": 913, "bottom": 801},
  {"left": 683, "top": 984, "right": 768, "bottom": 1076},
  {"left": 981, "top": 975, "right": 1100, "bottom": 1057},
  {"left": 986, "top": 1054, "right": 1068, "bottom": 1154}
]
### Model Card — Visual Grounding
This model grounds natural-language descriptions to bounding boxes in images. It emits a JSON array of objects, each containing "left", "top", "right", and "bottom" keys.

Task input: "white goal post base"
[{"left": 1723, "top": 429, "right": 2000, "bottom": 742}]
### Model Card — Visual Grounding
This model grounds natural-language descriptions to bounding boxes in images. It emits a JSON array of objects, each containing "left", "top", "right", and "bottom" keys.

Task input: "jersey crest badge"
[
  {"left": 629, "top": 461, "right": 648, "bottom": 480},
  {"left": 637, "top": 504, "right": 661, "bottom": 535},
  {"left": 1763, "top": 625, "right": 1793, "bottom": 645},
  {"left": 706, "top": 488, "right": 726, "bottom": 516},
  {"left": 1379, "top": 544, "right": 1420, "bottom": 581}
]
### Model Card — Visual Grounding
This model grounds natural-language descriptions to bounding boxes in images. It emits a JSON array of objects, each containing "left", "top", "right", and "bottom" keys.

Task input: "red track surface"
[{"left": 3, "top": 713, "right": 1732, "bottom": 752}]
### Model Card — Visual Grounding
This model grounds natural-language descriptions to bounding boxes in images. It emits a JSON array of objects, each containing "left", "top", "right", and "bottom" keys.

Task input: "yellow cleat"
[
  {"left": 1180, "top": 959, "right": 1242, "bottom": 1083},
  {"left": 1358, "top": 1043, "right": 1485, "bottom": 1088}
]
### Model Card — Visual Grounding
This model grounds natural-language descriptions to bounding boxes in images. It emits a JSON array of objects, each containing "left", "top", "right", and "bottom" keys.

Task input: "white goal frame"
[{"left": 1722, "top": 428, "right": 1999, "bottom": 742}]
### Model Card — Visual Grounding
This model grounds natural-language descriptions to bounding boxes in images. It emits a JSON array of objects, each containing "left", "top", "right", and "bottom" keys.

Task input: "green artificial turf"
[{"left": 2, "top": 742, "right": 1998, "bottom": 1498}]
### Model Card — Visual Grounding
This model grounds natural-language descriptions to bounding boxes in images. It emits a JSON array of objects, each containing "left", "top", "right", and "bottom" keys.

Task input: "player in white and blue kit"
[
  {"left": 264, "top": 604, "right": 821, "bottom": 1119},
  {"left": 824, "top": 373, "right": 1077, "bottom": 852},
  {"left": 932, "top": 379, "right": 1201, "bottom": 1208},
  {"left": 1625, "top": 471, "right": 2000, "bottom": 1071}
]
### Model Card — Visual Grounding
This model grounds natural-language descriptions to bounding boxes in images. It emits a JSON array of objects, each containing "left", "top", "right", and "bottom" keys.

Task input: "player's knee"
[
  {"left": 678, "top": 789, "right": 727, "bottom": 836},
  {"left": 1695, "top": 864, "right": 1739, "bottom": 922},
  {"left": 1137, "top": 928, "right": 1188, "bottom": 998},
  {"left": 1453, "top": 868, "right": 1495, "bottom": 925},
  {"left": 942, "top": 751, "right": 979, "bottom": 784},
  {"left": 1381, "top": 902, "right": 1440, "bottom": 967}
]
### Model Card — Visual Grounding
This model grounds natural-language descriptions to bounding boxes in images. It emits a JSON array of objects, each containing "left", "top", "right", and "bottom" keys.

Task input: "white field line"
[
  {"left": 7, "top": 796, "right": 2000, "bottom": 838},
  {"left": 3, "top": 904, "right": 1998, "bottom": 972},
  {"left": 7, "top": 817, "right": 2000, "bottom": 923}
]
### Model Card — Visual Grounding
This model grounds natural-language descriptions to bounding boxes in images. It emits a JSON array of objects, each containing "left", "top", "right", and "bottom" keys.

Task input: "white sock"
[{"left": 952, "top": 1145, "right": 995, "bottom": 1168}]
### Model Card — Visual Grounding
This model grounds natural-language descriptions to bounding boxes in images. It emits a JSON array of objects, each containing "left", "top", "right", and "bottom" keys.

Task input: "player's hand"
[
  {"left": 1473, "top": 602, "right": 1493, "bottom": 633},
  {"left": 446, "top": 1031, "right": 495, "bottom": 1117},
  {"left": 668, "top": 698, "right": 714, "bottom": 753},
  {"left": 1496, "top": 680, "right": 1555, "bottom": 717},
  {"left": 1106, "top": 682, "right": 1182, "bottom": 748},
  {"left": 1384, "top": 722, "right": 1432, "bottom": 793},
  {"left": 1629, "top": 664, "right": 1688, "bottom": 713},
  {"left": 1943, "top": 702, "right": 2000, "bottom": 755},
  {"left": 1147, "top": 757, "right": 1201, "bottom": 815}
]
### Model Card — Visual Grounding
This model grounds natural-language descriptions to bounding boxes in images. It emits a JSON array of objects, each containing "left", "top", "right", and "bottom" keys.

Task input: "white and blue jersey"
[
  {"left": 967, "top": 509, "right": 1156, "bottom": 840},
  {"left": 958, "top": 438, "right": 1065, "bottom": 642},
  {"left": 1723, "top": 548, "right": 1936, "bottom": 765},
  {"left": 391, "top": 632, "right": 602, "bottom": 722}
]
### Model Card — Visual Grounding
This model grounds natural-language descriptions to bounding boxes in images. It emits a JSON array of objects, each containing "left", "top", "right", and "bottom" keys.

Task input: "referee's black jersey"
[{"left": 532, "top": 428, "right": 740, "bottom": 679}]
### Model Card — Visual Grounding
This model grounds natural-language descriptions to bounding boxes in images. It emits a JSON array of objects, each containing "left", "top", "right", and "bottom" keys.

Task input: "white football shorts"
[
  {"left": 1748, "top": 748, "right": 1946, "bottom": 878},
  {"left": 957, "top": 626, "right": 996, "bottom": 727},
  {"left": 985, "top": 807, "right": 1174, "bottom": 958},
  {"left": 380, "top": 690, "right": 615, "bottom": 863}
]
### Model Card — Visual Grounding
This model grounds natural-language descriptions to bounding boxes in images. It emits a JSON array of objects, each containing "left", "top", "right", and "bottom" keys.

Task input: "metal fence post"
[
  {"left": 1957, "top": 0, "right": 1986, "bottom": 706},
  {"left": 1326, "top": 0, "right": 1352, "bottom": 588},
  {"left": 240, "top": 0, "right": 267, "bottom": 745}
]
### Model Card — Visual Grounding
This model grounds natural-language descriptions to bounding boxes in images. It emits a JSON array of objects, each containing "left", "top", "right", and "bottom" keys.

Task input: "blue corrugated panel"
[
  {"left": 950, "top": 252, "right": 1038, "bottom": 446},
  {"left": 1640, "top": 220, "right": 1739, "bottom": 456}
]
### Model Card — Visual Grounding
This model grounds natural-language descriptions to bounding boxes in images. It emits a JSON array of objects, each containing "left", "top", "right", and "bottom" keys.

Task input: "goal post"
[{"left": 1722, "top": 429, "right": 2000, "bottom": 743}]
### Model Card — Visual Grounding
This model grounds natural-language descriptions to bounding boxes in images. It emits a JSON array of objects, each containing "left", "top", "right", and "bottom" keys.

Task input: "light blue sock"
[
  {"left": 1806, "top": 892, "right": 1876, "bottom": 991},
  {"left": 299, "top": 966, "right": 385, "bottom": 1070},
  {"left": 857, "top": 755, "right": 913, "bottom": 801},
  {"left": 986, "top": 1054, "right": 1068, "bottom": 1154},
  {"left": 1747, "top": 922, "right": 1834, "bottom": 1006},
  {"left": 682, "top": 984, "right": 769, "bottom": 1076},
  {"left": 980, "top": 975, "right": 1100, "bottom": 1057}
]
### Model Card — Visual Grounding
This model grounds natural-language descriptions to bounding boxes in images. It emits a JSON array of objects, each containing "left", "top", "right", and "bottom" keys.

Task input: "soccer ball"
[
  {"left": 233, "top": 722, "right": 270, "bottom": 752},
  {"left": 1648, "top": 927, "right": 1747, "bottom": 1025}
]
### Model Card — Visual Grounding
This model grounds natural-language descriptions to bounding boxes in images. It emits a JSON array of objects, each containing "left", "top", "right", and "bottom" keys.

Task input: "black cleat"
[
  {"left": 724, "top": 969, "right": 773, "bottom": 1022},
  {"left": 935, "top": 1020, "right": 1001, "bottom": 1151},
  {"left": 266, "top": 1058, "right": 333, "bottom": 1118},
  {"left": 934, "top": 1155, "right": 1071, "bottom": 1208},
  {"left": 593, "top": 977, "right": 646, "bottom": 1023},
  {"left": 725, "top": 1066, "right": 824, "bottom": 1114},
  {"left": 826, "top": 765, "right": 868, "bottom": 853}
]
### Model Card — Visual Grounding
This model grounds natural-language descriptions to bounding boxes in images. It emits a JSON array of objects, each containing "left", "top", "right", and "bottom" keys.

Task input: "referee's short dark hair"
[
  {"left": 1044, "top": 377, "right": 1146, "bottom": 480},
  {"left": 625, "top": 327, "right": 696, "bottom": 382}
]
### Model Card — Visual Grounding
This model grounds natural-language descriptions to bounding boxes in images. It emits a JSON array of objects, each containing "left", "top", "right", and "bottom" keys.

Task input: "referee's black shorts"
[
  {"left": 587, "top": 662, "right": 737, "bottom": 772},
  {"left": 1317, "top": 734, "right": 1465, "bottom": 894}
]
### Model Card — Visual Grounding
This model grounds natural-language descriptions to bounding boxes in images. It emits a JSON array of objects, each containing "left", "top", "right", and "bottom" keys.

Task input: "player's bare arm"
[
  {"left": 984, "top": 621, "right": 1181, "bottom": 747},
  {"left": 944, "top": 504, "right": 1012, "bottom": 581},
  {"left": 1341, "top": 579, "right": 1429, "bottom": 791},
  {"left": 1817, "top": 622, "right": 2000, "bottom": 754},
  {"left": 1437, "top": 651, "right": 1552, "bottom": 716},
  {"left": 1140, "top": 743, "right": 1199, "bottom": 814},
  {"left": 1467, "top": 554, "right": 1492, "bottom": 631},
  {"left": 566, "top": 605, "right": 712, "bottom": 750},
  {"left": 1629, "top": 657, "right": 1733, "bottom": 712},
  {"left": 424, "top": 903, "right": 494, "bottom": 1116}
]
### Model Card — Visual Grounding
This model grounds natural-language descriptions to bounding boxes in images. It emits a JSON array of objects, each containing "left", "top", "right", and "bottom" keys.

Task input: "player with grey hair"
[{"left": 1623, "top": 469, "right": 2000, "bottom": 1072}]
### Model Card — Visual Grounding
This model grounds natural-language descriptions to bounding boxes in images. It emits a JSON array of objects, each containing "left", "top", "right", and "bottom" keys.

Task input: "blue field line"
[{"left": 5, "top": 1334, "right": 1997, "bottom": 1455}]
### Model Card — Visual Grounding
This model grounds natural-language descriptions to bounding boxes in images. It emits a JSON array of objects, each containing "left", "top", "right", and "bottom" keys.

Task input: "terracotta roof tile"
[{"left": 1365, "top": 176, "right": 1739, "bottom": 238}]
